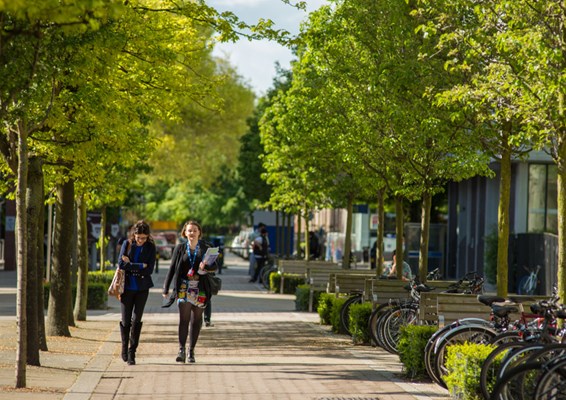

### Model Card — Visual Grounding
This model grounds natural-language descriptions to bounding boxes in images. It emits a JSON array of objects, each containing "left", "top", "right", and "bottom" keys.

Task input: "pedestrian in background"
[
  {"left": 249, "top": 227, "right": 269, "bottom": 283},
  {"left": 118, "top": 220, "right": 156, "bottom": 365},
  {"left": 246, "top": 222, "right": 266, "bottom": 277},
  {"left": 162, "top": 220, "right": 217, "bottom": 363}
]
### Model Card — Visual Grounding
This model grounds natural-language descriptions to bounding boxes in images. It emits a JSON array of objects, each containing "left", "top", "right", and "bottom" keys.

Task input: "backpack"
[{"left": 253, "top": 235, "right": 268, "bottom": 257}]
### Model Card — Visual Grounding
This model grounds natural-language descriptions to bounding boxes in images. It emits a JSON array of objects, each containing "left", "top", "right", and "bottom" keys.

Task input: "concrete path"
[{"left": 0, "top": 253, "right": 450, "bottom": 400}]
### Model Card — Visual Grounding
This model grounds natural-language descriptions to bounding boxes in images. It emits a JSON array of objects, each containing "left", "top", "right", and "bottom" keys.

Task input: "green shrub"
[
  {"left": 44, "top": 282, "right": 108, "bottom": 310},
  {"left": 330, "top": 296, "right": 347, "bottom": 334},
  {"left": 269, "top": 273, "right": 305, "bottom": 294},
  {"left": 317, "top": 293, "right": 336, "bottom": 325},
  {"left": 398, "top": 324, "right": 437, "bottom": 379},
  {"left": 349, "top": 302, "right": 373, "bottom": 344},
  {"left": 88, "top": 270, "right": 115, "bottom": 285},
  {"left": 444, "top": 343, "right": 495, "bottom": 400},
  {"left": 295, "top": 284, "right": 322, "bottom": 311}
]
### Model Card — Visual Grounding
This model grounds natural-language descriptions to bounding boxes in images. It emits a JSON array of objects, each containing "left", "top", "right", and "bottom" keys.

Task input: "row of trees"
[
  {"left": 0, "top": 0, "right": 299, "bottom": 388},
  {"left": 255, "top": 0, "right": 565, "bottom": 303}
]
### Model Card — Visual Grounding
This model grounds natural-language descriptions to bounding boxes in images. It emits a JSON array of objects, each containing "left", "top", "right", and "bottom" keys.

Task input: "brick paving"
[{"left": 0, "top": 254, "right": 450, "bottom": 400}]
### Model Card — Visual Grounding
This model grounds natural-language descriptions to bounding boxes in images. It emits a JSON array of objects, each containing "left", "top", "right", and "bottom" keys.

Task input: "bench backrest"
[
  {"left": 331, "top": 270, "right": 377, "bottom": 296},
  {"left": 306, "top": 265, "right": 343, "bottom": 290},
  {"left": 422, "top": 292, "right": 549, "bottom": 326}
]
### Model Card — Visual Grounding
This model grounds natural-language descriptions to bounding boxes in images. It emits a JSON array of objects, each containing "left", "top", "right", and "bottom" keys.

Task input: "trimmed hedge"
[
  {"left": 43, "top": 282, "right": 108, "bottom": 310},
  {"left": 349, "top": 302, "right": 373, "bottom": 344},
  {"left": 295, "top": 284, "right": 323, "bottom": 311},
  {"left": 88, "top": 270, "right": 115, "bottom": 285},
  {"left": 269, "top": 273, "right": 305, "bottom": 294},
  {"left": 330, "top": 296, "right": 347, "bottom": 333},
  {"left": 317, "top": 292, "right": 336, "bottom": 325},
  {"left": 444, "top": 343, "right": 495, "bottom": 400},
  {"left": 397, "top": 324, "right": 437, "bottom": 379}
]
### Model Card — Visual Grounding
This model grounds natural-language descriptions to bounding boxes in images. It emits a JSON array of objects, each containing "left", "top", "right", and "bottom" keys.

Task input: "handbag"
[
  {"left": 108, "top": 240, "right": 130, "bottom": 299},
  {"left": 108, "top": 268, "right": 125, "bottom": 299},
  {"left": 208, "top": 274, "right": 222, "bottom": 295}
]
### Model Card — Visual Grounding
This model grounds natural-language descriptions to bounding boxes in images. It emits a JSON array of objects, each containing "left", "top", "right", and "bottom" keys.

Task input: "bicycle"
[{"left": 517, "top": 264, "right": 541, "bottom": 295}]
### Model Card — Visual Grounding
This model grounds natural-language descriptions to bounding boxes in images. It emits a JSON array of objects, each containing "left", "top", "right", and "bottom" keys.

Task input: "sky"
[{"left": 207, "top": 0, "right": 327, "bottom": 96}]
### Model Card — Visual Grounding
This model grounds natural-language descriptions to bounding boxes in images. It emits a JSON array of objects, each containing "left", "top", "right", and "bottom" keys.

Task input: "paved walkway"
[{"left": 0, "top": 254, "right": 450, "bottom": 400}]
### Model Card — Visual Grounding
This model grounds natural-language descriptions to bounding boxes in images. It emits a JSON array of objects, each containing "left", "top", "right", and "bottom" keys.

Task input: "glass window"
[
  {"left": 528, "top": 164, "right": 557, "bottom": 234},
  {"left": 546, "top": 165, "right": 558, "bottom": 234}
]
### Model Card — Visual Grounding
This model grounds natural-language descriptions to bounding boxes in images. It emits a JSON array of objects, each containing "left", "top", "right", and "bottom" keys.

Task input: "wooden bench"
[
  {"left": 367, "top": 279, "right": 459, "bottom": 309},
  {"left": 428, "top": 293, "right": 549, "bottom": 327},
  {"left": 330, "top": 270, "right": 377, "bottom": 297},
  {"left": 277, "top": 260, "right": 308, "bottom": 294},
  {"left": 306, "top": 263, "right": 343, "bottom": 311},
  {"left": 279, "top": 260, "right": 340, "bottom": 295}
]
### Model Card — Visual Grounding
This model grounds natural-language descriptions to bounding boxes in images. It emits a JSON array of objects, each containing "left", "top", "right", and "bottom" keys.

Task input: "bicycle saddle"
[
  {"left": 416, "top": 284, "right": 436, "bottom": 293},
  {"left": 477, "top": 295, "right": 506, "bottom": 306},
  {"left": 491, "top": 304, "right": 519, "bottom": 318}
]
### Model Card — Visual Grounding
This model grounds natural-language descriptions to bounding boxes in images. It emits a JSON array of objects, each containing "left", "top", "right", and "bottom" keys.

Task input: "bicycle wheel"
[
  {"left": 534, "top": 356, "right": 566, "bottom": 400},
  {"left": 382, "top": 305, "right": 418, "bottom": 354},
  {"left": 491, "top": 361, "right": 546, "bottom": 400},
  {"left": 339, "top": 294, "right": 363, "bottom": 336},
  {"left": 260, "top": 266, "right": 276, "bottom": 289},
  {"left": 433, "top": 324, "right": 497, "bottom": 388},
  {"left": 480, "top": 341, "right": 527, "bottom": 400},
  {"left": 376, "top": 308, "right": 394, "bottom": 353},
  {"left": 497, "top": 343, "right": 547, "bottom": 382},
  {"left": 424, "top": 318, "right": 492, "bottom": 386},
  {"left": 368, "top": 303, "right": 394, "bottom": 347}
]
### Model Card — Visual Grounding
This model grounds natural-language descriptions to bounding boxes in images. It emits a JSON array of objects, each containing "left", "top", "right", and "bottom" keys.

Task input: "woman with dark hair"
[
  {"left": 162, "top": 220, "right": 217, "bottom": 363},
  {"left": 118, "top": 220, "right": 156, "bottom": 365}
]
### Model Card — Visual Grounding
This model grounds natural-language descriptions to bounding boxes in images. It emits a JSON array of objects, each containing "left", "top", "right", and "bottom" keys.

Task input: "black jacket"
[
  {"left": 118, "top": 239, "right": 156, "bottom": 291},
  {"left": 163, "top": 240, "right": 218, "bottom": 303}
]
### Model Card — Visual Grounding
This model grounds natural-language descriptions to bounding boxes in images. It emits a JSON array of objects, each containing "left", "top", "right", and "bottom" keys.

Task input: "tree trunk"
[
  {"left": 99, "top": 206, "right": 106, "bottom": 272},
  {"left": 36, "top": 190, "right": 47, "bottom": 352},
  {"left": 286, "top": 213, "right": 292, "bottom": 258},
  {"left": 74, "top": 196, "right": 88, "bottom": 321},
  {"left": 46, "top": 180, "right": 74, "bottom": 337},
  {"left": 376, "top": 189, "right": 385, "bottom": 276},
  {"left": 343, "top": 194, "right": 353, "bottom": 269},
  {"left": 276, "top": 211, "right": 281, "bottom": 258},
  {"left": 395, "top": 196, "right": 405, "bottom": 279},
  {"left": 296, "top": 212, "right": 302, "bottom": 258},
  {"left": 304, "top": 208, "right": 310, "bottom": 261},
  {"left": 15, "top": 123, "right": 28, "bottom": 388},
  {"left": 25, "top": 157, "right": 42, "bottom": 365},
  {"left": 497, "top": 144, "right": 512, "bottom": 297},
  {"left": 419, "top": 192, "right": 432, "bottom": 283},
  {"left": 556, "top": 136, "right": 566, "bottom": 306}
]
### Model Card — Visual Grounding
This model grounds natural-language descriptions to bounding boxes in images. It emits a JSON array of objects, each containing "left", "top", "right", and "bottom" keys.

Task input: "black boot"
[
  {"left": 128, "top": 321, "right": 143, "bottom": 365},
  {"left": 188, "top": 349, "right": 195, "bottom": 363},
  {"left": 119, "top": 322, "right": 130, "bottom": 362},
  {"left": 176, "top": 347, "right": 186, "bottom": 363}
]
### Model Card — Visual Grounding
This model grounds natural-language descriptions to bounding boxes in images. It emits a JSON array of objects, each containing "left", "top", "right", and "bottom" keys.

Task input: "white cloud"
[{"left": 208, "top": 0, "right": 327, "bottom": 94}]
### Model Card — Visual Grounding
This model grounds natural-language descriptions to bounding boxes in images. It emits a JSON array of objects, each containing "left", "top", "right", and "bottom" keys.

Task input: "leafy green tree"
[{"left": 415, "top": 0, "right": 549, "bottom": 294}]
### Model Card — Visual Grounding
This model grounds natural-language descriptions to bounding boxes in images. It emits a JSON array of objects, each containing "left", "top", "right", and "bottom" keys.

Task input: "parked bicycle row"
[{"left": 331, "top": 269, "right": 566, "bottom": 399}]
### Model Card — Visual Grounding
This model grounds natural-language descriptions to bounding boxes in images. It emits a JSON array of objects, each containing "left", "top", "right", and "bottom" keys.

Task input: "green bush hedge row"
[
  {"left": 444, "top": 343, "right": 495, "bottom": 400},
  {"left": 397, "top": 324, "right": 437, "bottom": 379},
  {"left": 43, "top": 270, "right": 121, "bottom": 310},
  {"left": 269, "top": 273, "right": 305, "bottom": 294},
  {"left": 294, "top": 284, "right": 323, "bottom": 311},
  {"left": 311, "top": 290, "right": 497, "bottom": 392}
]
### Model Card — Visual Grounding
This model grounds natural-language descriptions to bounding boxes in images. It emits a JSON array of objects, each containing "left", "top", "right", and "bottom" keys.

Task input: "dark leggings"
[
  {"left": 120, "top": 289, "right": 149, "bottom": 327},
  {"left": 178, "top": 302, "right": 204, "bottom": 349}
]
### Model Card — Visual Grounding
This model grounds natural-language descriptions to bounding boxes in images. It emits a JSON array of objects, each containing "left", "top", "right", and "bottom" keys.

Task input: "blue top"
[{"left": 118, "top": 240, "right": 156, "bottom": 291}]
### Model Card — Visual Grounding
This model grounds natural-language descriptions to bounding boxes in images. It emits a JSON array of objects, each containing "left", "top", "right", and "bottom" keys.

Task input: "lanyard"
[{"left": 186, "top": 242, "right": 199, "bottom": 276}]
